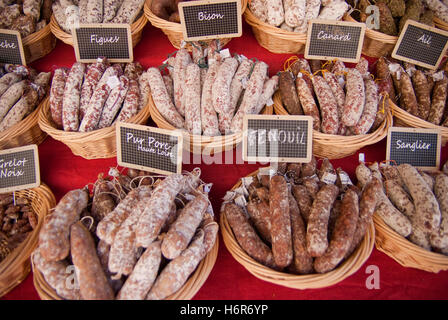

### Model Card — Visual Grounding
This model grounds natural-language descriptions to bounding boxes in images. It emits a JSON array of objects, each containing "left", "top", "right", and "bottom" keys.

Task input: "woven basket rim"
[
  {"left": 220, "top": 169, "right": 375, "bottom": 290},
  {"left": 0, "top": 96, "right": 47, "bottom": 149},
  {"left": 22, "top": 22, "right": 53, "bottom": 46},
  {"left": 434, "top": 16, "right": 448, "bottom": 30},
  {"left": 0, "top": 183, "right": 56, "bottom": 297},
  {"left": 373, "top": 213, "right": 448, "bottom": 273},
  {"left": 243, "top": 7, "right": 308, "bottom": 41},
  {"left": 49, "top": 13, "right": 148, "bottom": 46}
]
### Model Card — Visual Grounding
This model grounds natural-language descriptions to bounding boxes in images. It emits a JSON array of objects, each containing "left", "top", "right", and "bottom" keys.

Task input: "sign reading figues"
[
  {"left": 305, "top": 19, "right": 366, "bottom": 63},
  {"left": 179, "top": 0, "right": 242, "bottom": 41},
  {"left": 392, "top": 20, "right": 448, "bottom": 70},
  {"left": 73, "top": 24, "right": 133, "bottom": 63},
  {"left": 0, "top": 145, "right": 40, "bottom": 193},
  {"left": 242, "top": 115, "right": 313, "bottom": 163},
  {"left": 0, "top": 29, "right": 26, "bottom": 65},
  {"left": 386, "top": 127, "right": 441, "bottom": 170},
  {"left": 116, "top": 123, "right": 183, "bottom": 175}
]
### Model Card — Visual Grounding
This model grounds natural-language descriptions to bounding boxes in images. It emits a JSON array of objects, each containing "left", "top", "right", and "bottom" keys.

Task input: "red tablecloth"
[{"left": 1, "top": 19, "right": 448, "bottom": 300}]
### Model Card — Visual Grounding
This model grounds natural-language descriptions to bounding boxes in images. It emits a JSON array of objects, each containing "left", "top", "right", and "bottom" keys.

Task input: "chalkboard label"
[
  {"left": 242, "top": 115, "right": 313, "bottom": 163},
  {"left": 305, "top": 19, "right": 365, "bottom": 63},
  {"left": 0, "top": 29, "right": 26, "bottom": 65},
  {"left": 73, "top": 24, "right": 133, "bottom": 63},
  {"left": 386, "top": 127, "right": 441, "bottom": 170},
  {"left": 179, "top": 0, "right": 242, "bottom": 42},
  {"left": 116, "top": 123, "right": 183, "bottom": 175},
  {"left": 392, "top": 20, "right": 448, "bottom": 70},
  {"left": 0, "top": 145, "right": 40, "bottom": 193}
]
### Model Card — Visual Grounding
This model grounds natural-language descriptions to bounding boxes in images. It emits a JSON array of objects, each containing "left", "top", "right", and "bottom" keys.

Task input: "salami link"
[
  {"left": 279, "top": 71, "right": 303, "bottom": 115},
  {"left": 135, "top": 174, "right": 187, "bottom": 248},
  {"left": 0, "top": 72, "right": 22, "bottom": 97},
  {"left": 85, "top": 0, "right": 102, "bottom": 23},
  {"left": 412, "top": 69, "right": 431, "bottom": 120},
  {"left": 430, "top": 173, "right": 448, "bottom": 250},
  {"left": 112, "top": 0, "right": 145, "bottom": 24},
  {"left": 230, "top": 62, "right": 268, "bottom": 133},
  {"left": 212, "top": 57, "right": 239, "bottom": 115},
  {"left": 79, "top": 58, "right": 108, "bottom": 121},
  {"left": 172, "top": 49, "right": 192, "bottom": 116},
  {"left": 284, "top": 0, "right": 306, "bottom": 28},
  {"left": 246, "top": 199, "right": 271, "bottom": 243},
  {"left": 62, "top": 62, "right": 86, "bottom": 131},
  {"left": 296, "top": 73, "right": 321, "bottom": 131},
  {"left": 39, "top": 189, "right": 89, "bottom": 262},
  {"left": 201, "top": 60, "right": 221, "bottom": 136},
  {"left": 147, "top": 67, "right": 184, "bottom": 129},
  {"left": 249, "top": 0, "right": 267, "bottom": 22},
  {"left": 342, "top": 68, "right": 365, "bottom": 127},
  {"left": 0, "top": 80, "right": 28, "bottom": 123},
  {"left": 138, "top": 71, "right": 151, "bottom": 111},
  {"left": 184, "top": 63, "right": 202, "bottom": 135},
  {"left": 266, "top": 0, "right": 285, "bottom": 26},
  {"left": 318, "top": 0, "right": 348, "bottom": 20},
  {"left": 229, "top": 58, "right": 254, "bottom": 113},
  {"left": 312, "top": 75, "right": 339, "bottom": 134},
  {"left": 98, "top": 75, "right": 129, "bottom": 128},
  {"left": 428, "top": 74, "right": 448, "bottom": 125},
  {"left": 292, "top": 184, "right": 313, "bottom": 223},
  {"left": 254, "top": 75, "right": 279, "bottom": 114},
  {"left": 0, "top": 86, "right": 38, "bottom": 131},
  {"left": 400, "top": 71, "right": 420, "bottom": 118},
  {"left": 117, "top": 241, "right": 162, "bottom": 300},
  {"left": 352, "top": 77, "right": 379, "bottom": 135},
  {"left": 116, "top": 77, "right": 140, "bottom": 123},
  {"left": 314, "top": 188, "right": 359, "bottom": 273},
  {"left": 49, "top": 68, "right": 68, "bottom": 129},
  {"left": 306, "top": 184, "right": 339, "bottom": 257},
  {"left": 223, "top": 202, "right": 276, "bottom": 268},
  {"left": 70, "top": 222, "right": 114, "bottom": 300},
  {"left": 103, "top": 0, "right": 122, "bottom": 22}
]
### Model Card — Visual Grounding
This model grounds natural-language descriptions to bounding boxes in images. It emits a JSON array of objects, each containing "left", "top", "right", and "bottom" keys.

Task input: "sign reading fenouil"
[
  {"left": 0, "top": 145, "right": 40, "bottom": 193},
  {"left": 116, "top": 122, "right": 183, "bottom": 175},
  {"left": 386, "top": 127, "right": 441, "bottom": 171},
  {"left": 242, "top": 114, "right": 313, "bottom": 163},
  {"left": 179, "top": 0, "right": 242, "bottom": 42}
]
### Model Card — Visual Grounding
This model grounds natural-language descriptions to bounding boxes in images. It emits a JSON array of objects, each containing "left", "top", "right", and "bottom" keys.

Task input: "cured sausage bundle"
[
  {"left": 279, "top": 57, "right": 383, "bottom": 136},
  {"left": 222, "top": 157, "right": 376, "bottom": 274},
  {"left": 148, "top": 41, "right": 278, "bottom": 135},
  {"left": 52, "top": 0, "right": 145, "bottom": 33},
  {"left": 49, "top": 58, "right": 148, "bottom": 132},
  {"left": 355, "top": 161, "right": 448, "bottom": 256},
  {"left": 0, "top": 64, "right": 51, "bottom": 132},
  {"left": 0, "top": 0, "right": 52, "bottom": 38},
  {"left": 33, "top": 167, "right": 218, "bottom": 300},
  {"left": 250, "top": 0, "right": 348, "bottom": 33},
  {"left": 383, "top": 56, "right": 448, "bottom": 127}
]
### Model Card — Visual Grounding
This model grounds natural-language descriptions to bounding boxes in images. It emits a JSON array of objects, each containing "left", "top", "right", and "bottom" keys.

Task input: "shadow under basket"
[
  {"left": 0, "top": 184, "right": 56, "bottom": 297},
  {"left": 220, "top": 169, "right": 375, "bottom": 290},
  {"left": 37, "top": 97, "right": 151, "bottom": 159}
]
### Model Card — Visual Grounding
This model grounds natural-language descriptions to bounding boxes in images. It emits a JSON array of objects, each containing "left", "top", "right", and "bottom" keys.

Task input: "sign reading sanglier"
[
  {"left": 73, "top": 24, "right": 133, "bottom": 63},
  {"left": 386, "top": 127, "right": 441, "bottom": 170},
  {"left": 116, "top": 123, "right": 183, "bottom": 175},
  {"left": 179, "top": 0, "right": 242, "bottom": 41},
  {"left": 242, "top": 115, "right": 313, "bottom": 163},
  {"left": 305, "top": 19, "right": 365, "bottom": 63},
  {"left": 0, "top": 29, "right": 26, "bottom": 65},
  {"left": 0, "top": 145, "right": 40, "bottom": 193}
]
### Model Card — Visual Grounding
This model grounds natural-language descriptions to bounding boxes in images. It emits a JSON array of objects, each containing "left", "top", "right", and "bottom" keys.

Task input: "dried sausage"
[
  {"left": 342, "top": 68, "right": 365, "bottom": 127},
  {"left": 184, "top": 63, "right": 202, "bottom": 135},
  {"left": 312, "top": 75, "right": 339, "bottom": 134}
]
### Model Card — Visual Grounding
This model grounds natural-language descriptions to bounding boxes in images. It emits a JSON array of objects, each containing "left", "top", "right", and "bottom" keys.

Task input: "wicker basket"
[
  {"left": 390, "top": 101, "right": 448, "bottom": 146},
  {"left": 373, "top": 213, "right": 448, "bottom": 273},
  {"left": 22, "top": 23, "right": 57, "bottom": 64},
  {"left": 143, "top": 0, "right": 247, "bottom": 50},
  {"left": 32, "top": 224, "right": 219, "bottom": 300},
  {"left": 0, "top": 97, "right": 48, "bottom": 150},
  {"left": 0, "top": 184, "right": 56, "bottom": 297},
  {"left": 344, "top": 13, "right": 397, "bottom": 58},
  {"left": 49, "top": 13, "right": 148, "bottom": 47},
  {"left": 273, "top": 92, "right": 392, "bottom": 159},
  {"left": 148, "top": 92, "right": 273, "bottom": 155},
  {"left": 243, "top": 7, "right": 307, "bottom": 54},
  {"left": 38, "top": 97, "right": 151, "bottom": 159},
  {"left": 220, "top": 169, "right": 375, "bottom": 290}
]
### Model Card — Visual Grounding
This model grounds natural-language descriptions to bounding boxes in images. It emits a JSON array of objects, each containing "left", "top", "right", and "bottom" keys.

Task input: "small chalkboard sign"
[
  {"left": 392, "top": 20, "right": 448, "bottom": 70},
  {"left": 179, "top": 0, "right": 242, "bottom": 42},
  {"left": 305, "top": 19, "right": 365, "bottom": 63},
  {"left": 0, "top": 29, "right": 26, "bottom": 65},
  {"left": 0, "top": 145, "right": 40, "bottom": 193},
  {"left": 116, "top": 123, "right": 183, "bottom": 175},
  {"left": 242, "top": 115, "right": 313, "bottom": 163},
  {"left": 72, "top": 24, "right": 133, "bottom": 63},
  {"left": 386, "top": 127, "right": 441, "bottom": 171}
]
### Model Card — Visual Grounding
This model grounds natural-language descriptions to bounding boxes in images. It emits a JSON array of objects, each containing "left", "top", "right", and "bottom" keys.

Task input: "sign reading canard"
[
  {"left": 0, "top": 145, "right": 40, "bottom": 193},
  {"left": 116, "top": 122, "right": 183, "bottom": 175},
  {"left": 386, "top": 127, "right": 441, "bottom": 171},
  {"left": 242, "top": 114, "right": 313, "bottom": 163},
  {"left": 305, "top": 19, "right": 366, "bottom": 63},
  {"left": 392, "top": 20, "right": 448, "bottom": 70},
  {"left": 178, "top": 0, "right": 242, "bottom": 42},
  {"left": 72, "top": 24, "right": 133, "bottom": 63},
  {"left": 0, "top": 29, "right": 26, "bottom": 65}
]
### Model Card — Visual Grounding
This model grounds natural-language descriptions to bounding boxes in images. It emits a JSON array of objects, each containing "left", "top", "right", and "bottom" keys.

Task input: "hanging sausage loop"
[{"left": 283, "top": 55, "right": 299, "bottom": 73}]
